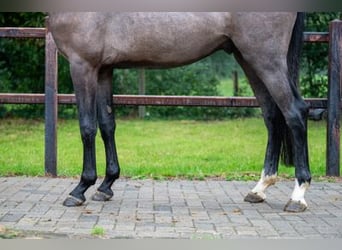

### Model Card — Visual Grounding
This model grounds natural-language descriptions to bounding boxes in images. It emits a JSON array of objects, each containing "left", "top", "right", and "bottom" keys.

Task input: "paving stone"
[
  {"left": 1, "top": 177, "right": 342, "bottom": 238},
  {"left": 79, "top": 214, "right": 99, "bottom": 223},
  {"left": 1, "top": 212, "right": 24, "bottom": 222},
  {"left": 235, "top": 226, "right": 259, "bottom": 236}
]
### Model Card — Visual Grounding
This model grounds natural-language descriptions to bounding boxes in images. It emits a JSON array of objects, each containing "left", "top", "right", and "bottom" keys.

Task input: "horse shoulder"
[{"left": 49, "top": 12, "right": 107, "bottom": 65}]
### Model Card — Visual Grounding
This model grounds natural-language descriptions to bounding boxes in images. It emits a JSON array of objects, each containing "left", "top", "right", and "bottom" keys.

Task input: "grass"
[
  {"left": 0, "top": 225, "right": 19, "bottom": 239},
  {"left": 0, "top": 117, "right": 331, "bottom": 180},
  {"left": 91, "top": 226, "right": 106, "bottom": 237}
]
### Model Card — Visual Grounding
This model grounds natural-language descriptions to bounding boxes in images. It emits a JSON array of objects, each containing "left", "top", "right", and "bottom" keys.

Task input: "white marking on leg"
[
  {"left": 290, "top": 179, "right": 309, "bottom": 206},
  {"left": 251, "top": 170, "right": 277, "bottom": 200}
]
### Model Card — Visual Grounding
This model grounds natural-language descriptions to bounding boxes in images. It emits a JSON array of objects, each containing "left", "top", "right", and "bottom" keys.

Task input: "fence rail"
[
  {"left": 0, "top": 24, "right": 341, "bottom": 177},
  {"left": 0, "top": 93, "right": 330, "bottom": 108},
  {"left": 0, "top": 27, "right": 45, "bottom": 38}
]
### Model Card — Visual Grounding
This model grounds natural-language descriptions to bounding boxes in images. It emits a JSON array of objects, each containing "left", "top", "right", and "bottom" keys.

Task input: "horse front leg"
[
  {"left": 63, "top": 60, "right": 98, "bottom": 207},
  {"left": 91, "top": 67, "right": 120, "bottom": 202}
]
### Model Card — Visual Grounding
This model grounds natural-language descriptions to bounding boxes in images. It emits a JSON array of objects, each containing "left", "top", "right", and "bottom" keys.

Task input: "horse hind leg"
[
  {"left": 91, "top": 67, "right": 120, "bottom": 202},
  {"left": 234, "top": 52, "right": 282, "bottom": 204},
  {"left": 246, "top": 59, "right": 310, "bottom": 212},
  {"left": 283, "top": 95, "right": 310, "bottom": 212},
  {"left": 231, "top": 13, "right": 309, "bottom": 212},
  {"left": 244, "top": 105, "right": 286, "bottom": 203}
]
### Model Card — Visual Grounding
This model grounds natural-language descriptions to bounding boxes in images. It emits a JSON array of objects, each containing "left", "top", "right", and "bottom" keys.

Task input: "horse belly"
[
  {"left": 111, "top": 38, "right": 227, "bottom": 68},
  {"left": 103, "top": 12, "right": 231, "bottom": 68}
]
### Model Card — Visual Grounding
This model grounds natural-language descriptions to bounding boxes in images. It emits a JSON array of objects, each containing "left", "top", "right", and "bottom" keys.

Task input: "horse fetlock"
[
  {"left": 296, "top": 173, "right": 311, "bottom": 186},
  {"left": 291, "top": 179, "right": 309, "bottom": 200},
  {"left": 106, "top": 168, "right": 120, "bottom": 180},
  {"left": 81, "top": 174, "right": 97, "bottom": 186},
  {"left": 250, "top": 171, "right": 277, "bottom": 200},
  {"left": 262, "top": 174, "right": 277, "bottom": 187}
]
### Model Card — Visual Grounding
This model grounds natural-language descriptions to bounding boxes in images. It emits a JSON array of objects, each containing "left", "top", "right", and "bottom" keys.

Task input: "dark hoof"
[
  {"left": 284, "top": 199, "right": 307, "bottom": 213},
  {"left": 63, "top": 195, "right": 85, "bottom": 207},
  {"left": 244, "top": 192, "right": 265, "bottom": 203},
  {"left": 91, "top": 191, "right": 113, "bottom": 202}
]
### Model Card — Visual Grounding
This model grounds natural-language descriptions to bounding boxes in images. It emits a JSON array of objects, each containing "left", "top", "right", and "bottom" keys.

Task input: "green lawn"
[{"left": 0, "top": 117, "right": 329, "bottom": 180}]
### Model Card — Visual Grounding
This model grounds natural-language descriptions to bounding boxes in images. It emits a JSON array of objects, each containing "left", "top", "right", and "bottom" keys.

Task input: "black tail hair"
[{"left": 281, "top": 12, "right": 305, "bottom": 166}]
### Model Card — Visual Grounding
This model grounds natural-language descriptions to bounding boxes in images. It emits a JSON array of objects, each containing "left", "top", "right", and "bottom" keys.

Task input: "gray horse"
[{"left": 48, "top": 12, "right": 310, "bottom": 212}]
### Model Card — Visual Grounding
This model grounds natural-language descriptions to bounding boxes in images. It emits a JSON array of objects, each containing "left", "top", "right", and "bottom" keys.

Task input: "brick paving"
[{"left": 1, "top": 176, "right": 342, "bottom": 239}]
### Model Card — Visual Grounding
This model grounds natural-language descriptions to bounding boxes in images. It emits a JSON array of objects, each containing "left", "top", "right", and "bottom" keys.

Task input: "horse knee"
[
  {"left": 99, "top": 119, "right": 115, "bottom": 136},
  {"left": 80, "top": 122, "right": 97, "bottom": 143}
]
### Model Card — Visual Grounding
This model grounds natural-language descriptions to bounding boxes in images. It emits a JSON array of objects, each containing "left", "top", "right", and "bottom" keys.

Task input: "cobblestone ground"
[{"left": 1, "top": 177, "right": 342, "bottom": 239}]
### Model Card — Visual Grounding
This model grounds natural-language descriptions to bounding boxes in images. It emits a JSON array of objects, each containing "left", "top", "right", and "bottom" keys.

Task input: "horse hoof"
[
  {"left": 244, "top": 192, "right": 265, "bottom": 203},
  {"left": 284, "top": 199, "right": 307, "bottom": 213},
  {"left": 63, "top": 195, "right": 85, "bottom": 207},
  {"left": 91, "top": 191, "right": 113, "bottom": 202}
]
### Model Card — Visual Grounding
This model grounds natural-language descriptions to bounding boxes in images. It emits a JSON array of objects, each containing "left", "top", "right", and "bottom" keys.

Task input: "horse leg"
[
  {"left": 91, "top": 67, "right": 120, "bottom": 202},
  {"left": 237, "top": 55, "right": 310, "bottom": 212},
  {"left": 260, "top": 78, "right": 309, "bottom": 212},
  {"left": 245, "top": 103, "right": 284, "bottom": 203},
  {"left": 282, "top": 97, "right": 310, "bottom": 212},
  {"left": 63, "top": 59, "right": 98, "bottom": 207},
  {"left": 244, "top": 102, "right": 285, "bottom": 203},
  {"left": 233, "top": 52, "right": 282, "bottom": 203}
]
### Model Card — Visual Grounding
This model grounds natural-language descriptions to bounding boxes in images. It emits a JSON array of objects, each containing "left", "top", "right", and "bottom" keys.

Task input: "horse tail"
[{"left": 281, "top": 12, "right": 305, "bottom": 166}]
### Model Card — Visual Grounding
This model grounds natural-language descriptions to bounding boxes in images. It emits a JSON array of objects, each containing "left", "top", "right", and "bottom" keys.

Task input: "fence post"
[
  {"left": 326, "top": 20, "right": 342, "bottom": 177},
  {"left": 232, "top": 70, "right": 239, "bottom": 96},
  {"left": 44, "top": 18, "right": 58, "bottom": 177},
  {"left": 138, "top": 68, "right": 146, "bottom": 118}
]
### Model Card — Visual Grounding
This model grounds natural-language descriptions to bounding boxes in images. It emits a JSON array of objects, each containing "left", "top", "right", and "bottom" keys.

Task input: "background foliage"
[
  {"left": 301, "top": 12, "right": 342, "bottom": 97},
  {"left": 0, "top": 12, "right": 341, "bottom": 119}
]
